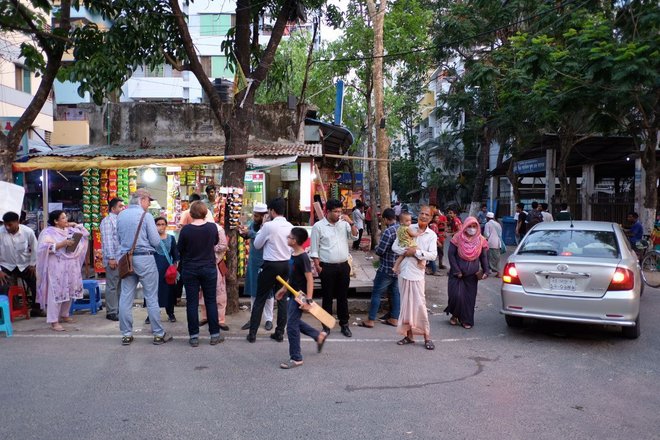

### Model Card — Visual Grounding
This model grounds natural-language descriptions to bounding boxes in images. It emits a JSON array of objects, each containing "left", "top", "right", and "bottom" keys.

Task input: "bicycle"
[{"left": 638, "top": 238, "right": 660, "bottom": 288}]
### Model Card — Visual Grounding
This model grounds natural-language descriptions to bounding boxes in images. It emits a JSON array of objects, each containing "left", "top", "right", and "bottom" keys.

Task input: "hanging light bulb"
[{"left": 142, "top": 167, "right": 157, "bottom": 183}]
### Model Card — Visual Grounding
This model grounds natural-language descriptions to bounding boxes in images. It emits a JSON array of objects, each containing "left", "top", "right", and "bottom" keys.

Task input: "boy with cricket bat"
[{"left": 275, "top": 227, "right": 328, "bottom": 369}]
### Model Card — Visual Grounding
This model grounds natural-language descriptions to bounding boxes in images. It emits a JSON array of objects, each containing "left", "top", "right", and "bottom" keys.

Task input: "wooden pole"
[{"left": 323, "top": 154, "right": 392, "bottom": 162}]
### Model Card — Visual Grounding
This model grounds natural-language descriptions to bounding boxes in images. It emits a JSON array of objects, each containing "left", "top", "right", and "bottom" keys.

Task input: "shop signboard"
[
  {"left": 281, "top": 163, "right": 299, "bottom": 181},
  {"left": 336, "top": 172, "right": 363, "bottom": 186},
  {"left": 514, "top": 157, "right": 545, "bottom": 175}
]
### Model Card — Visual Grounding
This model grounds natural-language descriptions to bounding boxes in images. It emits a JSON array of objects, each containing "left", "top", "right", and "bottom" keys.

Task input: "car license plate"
[{"left": 549, "top": 277, "right": 576, "bottom": 292}]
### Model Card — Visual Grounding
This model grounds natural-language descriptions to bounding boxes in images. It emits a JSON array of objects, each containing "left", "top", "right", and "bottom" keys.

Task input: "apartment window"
[
  {"left": 200, "top": 14, "right": 233, "bottom": 36},
  {"left": 45, "top": 131, "right": 52, "bottom": 145},
  {"left": 145, "top": 64, "right": 165, "bottom": 77},
  {"left": 15, "top": 65, "right": 31, "bottom": 93},
  {"left": 211, "top": 56, "right": 233, "bottom": 78}
]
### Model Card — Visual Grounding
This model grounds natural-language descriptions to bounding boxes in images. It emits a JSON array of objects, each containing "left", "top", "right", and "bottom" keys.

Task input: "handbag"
[
  {"left": 118, "top": 211, "right": 147, "bottom": 279},
  {"left": 160, "top": 238, "right": 179, "bottom": 285}
]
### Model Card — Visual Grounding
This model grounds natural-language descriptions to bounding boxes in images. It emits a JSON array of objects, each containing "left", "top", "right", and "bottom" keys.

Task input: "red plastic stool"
[{"left": 8, "top": 286, "right": 30, "bottom": 322}]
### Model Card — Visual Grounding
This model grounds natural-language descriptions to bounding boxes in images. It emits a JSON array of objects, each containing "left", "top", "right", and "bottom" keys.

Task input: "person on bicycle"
[{"left": 624, "top": 212, "right": 643, "bottom": 250}]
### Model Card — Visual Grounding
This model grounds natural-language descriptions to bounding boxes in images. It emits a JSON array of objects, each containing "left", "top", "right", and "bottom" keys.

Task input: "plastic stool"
[
  {"left": 70, "top": 280, "right": 103, "bottom": 315},
  {"left": 0, "top": 295, "right": 13, "bottom": 337},
  {"left": 8, "top": 285, "right": 30, "bottom": 322}
]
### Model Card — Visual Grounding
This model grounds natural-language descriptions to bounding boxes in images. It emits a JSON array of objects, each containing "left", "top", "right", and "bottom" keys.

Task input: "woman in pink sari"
[
  {"left": 36, "top": 210, "right": 89, "bottom": 331},
  {"left": 444, "top": 216, "right": 489, "bottom": 329}
]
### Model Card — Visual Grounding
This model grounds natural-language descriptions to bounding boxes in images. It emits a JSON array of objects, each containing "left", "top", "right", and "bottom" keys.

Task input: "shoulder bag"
[
  {"left": 161, "top": 237, "right": 179, "bottom": 285},
  {"left": 118, "top": 211, "right": 147, "bottom": 279}
]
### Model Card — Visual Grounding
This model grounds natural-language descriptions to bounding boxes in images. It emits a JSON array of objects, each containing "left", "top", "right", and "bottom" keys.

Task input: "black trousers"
[
  {"left": 249, "top": 260, "right": 289, "bottom": 335},
  {"left": 319, "top": 261, "right": 350, "bottom": 327},
  {"left": 352, "top": 229, "right": 363, "bottom": 250},
  {"left": 2, "top": 267, "right": 39, "bottom": 310}
]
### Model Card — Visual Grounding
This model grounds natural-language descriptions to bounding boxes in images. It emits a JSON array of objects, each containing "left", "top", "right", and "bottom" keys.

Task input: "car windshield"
[{"left": 518, "top": 229, "right": 620, "bottom": 259}]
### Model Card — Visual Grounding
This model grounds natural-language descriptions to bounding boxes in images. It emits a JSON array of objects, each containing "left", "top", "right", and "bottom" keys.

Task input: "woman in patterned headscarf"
[{"left": 444, "top": 216, "right": 490, "bottom": 329}]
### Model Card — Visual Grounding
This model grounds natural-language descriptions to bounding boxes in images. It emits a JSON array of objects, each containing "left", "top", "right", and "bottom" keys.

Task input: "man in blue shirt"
[
  {"left": 625, "top": 212, "right": 644, "bottom": 248},
  {"left": 359, "top": 208, "right": 400, "bottom": 328},
  {"left": 117, "top": 188, "right": 172, "bottom": 346}
]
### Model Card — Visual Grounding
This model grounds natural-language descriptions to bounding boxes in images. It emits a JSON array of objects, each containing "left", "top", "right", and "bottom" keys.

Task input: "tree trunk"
[
  {"left": 469, "top": 129, "right": 492, "bottom": 216},
  {"left": 366, "top": 0, "right": 391, "bottom": 228},
  {"left": 0, "top": 0, "right": 72, "bottom": 182},
  {"left": 640, "top": 129, "right": 659, "bottom": 234},
  {"left": 556, "top": 138, "right": 573, "bottom": 204},
  {"left": 366, "top": 94, "right": 380, "bottom": 248}
]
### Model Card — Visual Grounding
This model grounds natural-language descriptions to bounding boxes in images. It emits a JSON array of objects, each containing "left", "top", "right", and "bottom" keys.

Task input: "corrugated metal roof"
[{"left": 35, "top": 142, "right": 322, "bottom": 158}]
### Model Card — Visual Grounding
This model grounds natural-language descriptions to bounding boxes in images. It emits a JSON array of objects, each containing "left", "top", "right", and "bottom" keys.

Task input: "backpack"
[{"left": 527, "top": 210, "right": 543, "bottom": 227}]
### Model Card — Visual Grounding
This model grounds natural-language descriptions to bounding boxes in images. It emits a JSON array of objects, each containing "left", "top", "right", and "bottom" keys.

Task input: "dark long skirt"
[
  {"left": 444, "top": 242, "right": 488, "bottom": 326},
  {"left": 154, "top": 253, "right": 176, "bottom": 315}
]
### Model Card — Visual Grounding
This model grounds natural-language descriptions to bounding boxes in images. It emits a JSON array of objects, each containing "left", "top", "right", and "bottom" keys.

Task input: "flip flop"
[
  {"left": 60, "top": 317, "right": 76, "bottom": 323},
  {"left": 397, "top": 337, "right": 415, "bottom": 345},
  {"left": 357, "top": 321, "right": 374, "bottom": 328},
  {"left": 449, "top": 317, "right": 459, "bottom": 326},
  {"left": 51, "top": 324, "right": 65, "bottom": 332},
  {"left": 462, "top": 324, "right": 473, "bottom": 329},
  {"left": 384, "top": 319, "right": 398, "bottom": 327},
  {"left": 425, "top": 340, "right": 435, "bottom": 350},
  {"left": 280, "top": 359, "right": 304, "bottom": 369}
]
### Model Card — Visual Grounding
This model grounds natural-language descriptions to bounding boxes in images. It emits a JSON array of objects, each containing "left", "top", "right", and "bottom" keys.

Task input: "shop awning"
[
  {"left": 12, "top": 141, "right": 322, "bottom": 172},
  {"left": 247, "top": 155, "right": 298, "bottom": 170}
]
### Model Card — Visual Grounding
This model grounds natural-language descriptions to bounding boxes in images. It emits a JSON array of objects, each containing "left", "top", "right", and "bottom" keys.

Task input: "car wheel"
[
  {"left": 621, "top": 315, "right": 640, "bottom": 339},
  {"left": 505, "top": 314, "right": 524, "bottom": 328}
]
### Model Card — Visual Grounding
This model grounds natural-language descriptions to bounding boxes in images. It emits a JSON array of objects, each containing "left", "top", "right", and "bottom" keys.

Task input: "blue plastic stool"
[
  {"left": 70, "top": 280, "right": 103, "bottom": 315},
  {"left": 0, "top": 295, "right": 13, "bottom": 337}
]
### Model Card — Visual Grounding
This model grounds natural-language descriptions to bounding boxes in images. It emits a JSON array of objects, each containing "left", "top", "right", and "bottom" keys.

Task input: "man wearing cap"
[
  {"left": 116, "top": 188, "right": 173, "bottom": 346},
  {"left": 238, "top": 202, "right": 275, "bottom": 331},
  {"left": 483, "top": 212, "right": 503, "bottom": 277}
]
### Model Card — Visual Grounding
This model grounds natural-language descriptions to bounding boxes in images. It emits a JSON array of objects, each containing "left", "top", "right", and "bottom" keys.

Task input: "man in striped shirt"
[{"left": 100, "top": 197, "right": 124, "bottom": 321}]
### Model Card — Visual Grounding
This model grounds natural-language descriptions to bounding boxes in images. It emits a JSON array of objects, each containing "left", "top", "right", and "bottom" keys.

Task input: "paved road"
[{"left": 2, "top": 276, "right": 659, "bottom": 440}]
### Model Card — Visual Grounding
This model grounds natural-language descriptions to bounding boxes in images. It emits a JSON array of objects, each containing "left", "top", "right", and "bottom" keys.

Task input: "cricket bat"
[{"left": 276, "top": 275, "right": 336, "bottom": 329}]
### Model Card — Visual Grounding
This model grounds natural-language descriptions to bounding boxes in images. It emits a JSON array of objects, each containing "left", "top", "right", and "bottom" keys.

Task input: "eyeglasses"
[{"left": 330, "top": 210, "right": 343, "bottom": 214}]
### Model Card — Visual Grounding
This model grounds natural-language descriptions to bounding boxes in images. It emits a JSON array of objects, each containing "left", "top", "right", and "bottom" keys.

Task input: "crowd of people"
[{"left": 7, "top": 186, "right": 613, "bottom": 366}]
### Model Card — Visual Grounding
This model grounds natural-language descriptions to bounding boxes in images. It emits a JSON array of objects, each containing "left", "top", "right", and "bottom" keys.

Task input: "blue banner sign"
[
  {"left": 514, "top": 157, "right": 545, "bottom": 175},
  {"left": 336, "top": 172, "right": 363, "bottom": 186}
]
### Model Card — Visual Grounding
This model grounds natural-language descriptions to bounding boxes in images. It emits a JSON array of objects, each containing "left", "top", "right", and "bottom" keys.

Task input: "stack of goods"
[
  {"left": 166, "top": 173, "right": 181, "bottom": 225},
  {"left": 227, "top": 188, "right": 243, "bottom": 229},
  {"left": 215, "top": 193, "right": 226, "bottom": 227},
  {"left": 117, "top": 169, "right": 129, "bottom": 200},
  {"left": 330, "top": 184, "right": 340, "bottom": 200},
  {"left": 237, "top": 237, "right": 246, "bottom": 278},
  {"left": 128, "top": 169, "right": 138, "bottom": 194},
  {"left": 81, "top": 168, "right": 104, "bottom": 273}
]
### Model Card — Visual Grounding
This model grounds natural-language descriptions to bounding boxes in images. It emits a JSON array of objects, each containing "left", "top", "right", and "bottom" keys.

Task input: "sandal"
[
  {"left": 51, "top": 324, "right": 65, "bottom": 332},
  {"left": 60, "top": 317, "right": 75, "bottom": 323},
  {"left": 357, "top": 321, "right": 374, "bottom": 328},
  {"left": 449, "top": 317, "right": 459, "bottom": 326},
  {"left": 462, "top": 324, "right": 473, "bottom": 329},
  {"left": 280, "top": 359, "right": 304, "bottom": 369},
  {"left": 425, "top": 340, "right": 435, "bottom": 350},
  {"left": 397, "top": 337, "right": 415, "bottom": 345}
]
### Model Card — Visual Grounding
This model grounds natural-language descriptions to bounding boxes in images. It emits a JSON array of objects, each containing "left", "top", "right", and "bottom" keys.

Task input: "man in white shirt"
[
  {"left": 392, "top": 205, "right": 437, "bottom": 350},
  {"left": 483, "top": 212, "right": 503, "bottom": 277},
  {"left": 541, "top": 203, "right": 554, "bottom": 223},
  {"left": 310, "top": 198, "right": 359, "bottom": 337},
  {"left": 0, "top": 211, "right": 42, "bottom": 316},
  {"left": 247, "top": 197, "right": 293, "bottom": 343}
]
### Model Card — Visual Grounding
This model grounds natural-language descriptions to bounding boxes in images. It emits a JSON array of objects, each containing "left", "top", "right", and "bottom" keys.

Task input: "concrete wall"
[{"left": 81, "top": 102, "right": 297, "bottom": 146}]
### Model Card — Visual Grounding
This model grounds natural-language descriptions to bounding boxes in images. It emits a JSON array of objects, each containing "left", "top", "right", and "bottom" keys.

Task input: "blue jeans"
[
  {"left": 286, "top": 296, "right": 320, "bottom": 362},
  {"left": 368, "top": 270, "right": 400, "bottom": 321},
  {"left": 183, "top": 264, "right": 219, "bottom": 338},
  {"left": 119, "top": 255, "right": 164, "bottom": 337}
]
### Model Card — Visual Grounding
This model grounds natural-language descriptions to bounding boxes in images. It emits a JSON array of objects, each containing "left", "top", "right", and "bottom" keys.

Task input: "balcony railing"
[{"left": 418, "top": 127, "right": 434, "bottom": 144}]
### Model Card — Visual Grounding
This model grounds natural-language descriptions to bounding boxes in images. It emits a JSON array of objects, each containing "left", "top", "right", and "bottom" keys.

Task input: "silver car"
[{"left": 500, "top": 221, "right": 642, "bottom": 338}]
